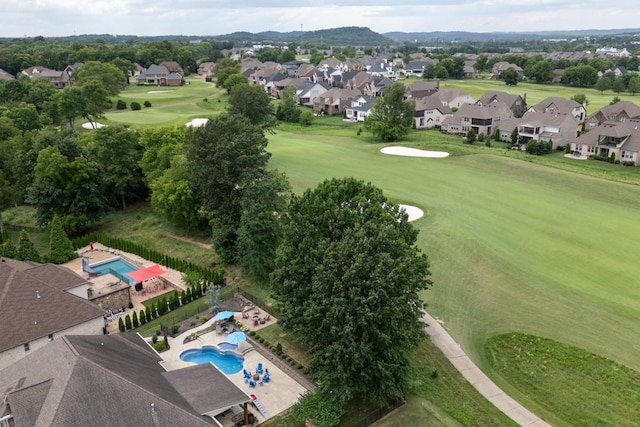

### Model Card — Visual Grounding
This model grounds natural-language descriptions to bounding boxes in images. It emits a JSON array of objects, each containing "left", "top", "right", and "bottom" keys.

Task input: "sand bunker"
[
  {"left": 381, "top": 146, "right": 449, "bottom": 158},
  {"left": 147, "top": 90, "right": 171, "bottom": 94},
  {"left": 398, "top": 204, "right": 424, "bottom": 222},
  {"left": 81, "top": 122, "right": 106, "bottom": 130},
  {"left": 186, "top": 118, "right": 209, "bottom": 127}
]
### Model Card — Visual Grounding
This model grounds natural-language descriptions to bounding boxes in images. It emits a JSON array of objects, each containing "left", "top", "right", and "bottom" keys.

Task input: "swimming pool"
[
  {"left": 89, "top": 257, "right": 138, "bottom": 284},
  {"left": 180, "top": 346, "right": 244, "bottom": 374},
  {"left": 218, "top": 342, "right": 238, "bottom": 350}
]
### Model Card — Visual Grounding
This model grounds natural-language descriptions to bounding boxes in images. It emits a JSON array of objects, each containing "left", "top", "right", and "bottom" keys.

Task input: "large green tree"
[
  {"left": 16, "top": 230, "right": 41, "bottom": 262},
  {"left": 562, "top": 65, "right": 598, "bottom": 88},
  {"left": 275, "top": 86, "right": 301, "bottom": 123},
  {"left": 73, "top": 60, "right": 127, "bottom": 95},
  {"left": 228, "top": 83, "right": 276, "bottom": 129},
  {"left": 272, "top": 178, "right": 431, "bottom": 412},
  {"left": 184, "top": 113, "right": 270, "bottom": 262},
  {"left": 28, "top": 145, "right": 109, "bottom": 233},
  {"left": 48, "top": 214, "right": 76, "bottom": 263},
  {"left": 138, "top": 125, "right": 185, "bottom": 185},
  {"left": 501, "top": 67, "right": 520, "bottom": 86},
  {"left": 365, "top": 82, "right": 415, "bottom": 142}
]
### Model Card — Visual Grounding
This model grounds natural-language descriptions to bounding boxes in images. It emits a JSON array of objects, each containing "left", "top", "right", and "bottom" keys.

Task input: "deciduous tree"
[
  {"left": 272, "top": 178, "right": 431, "bottom": 411},
  {"left": 364, "top": 82, "right": 414, "bottom": 142},
  {"left": 228, "top": 83, "right": 276, "bottom": 129}
]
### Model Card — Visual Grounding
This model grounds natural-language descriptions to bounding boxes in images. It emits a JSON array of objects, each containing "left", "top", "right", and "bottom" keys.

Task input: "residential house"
[
  {"left": 344, "top": 71, "right": 373, "bottom": 93},
  {"left": 343, "top": 58, "right": 366, "bottom": 71},
  {"left": 197, "top": 61, "right": 215, "bottom": 78},
  {"left": 516, "top": 110, "right": 580, "bottom": 150},
  {"left": 296, "top": 81, "right": 331, "bottom": 106},
  {"left": 584, "top": 101, "right": 640, "bottom": 130},
  {"left": 240, "top": 58, "right": 263, "bottom": 75},
  {"left": 490, "top": 62, "right": 524, "bottom": 80},
  {"left": 477, "top": 91, "right": 527, "bottom": 118},
  {"left": 527, "top": 96, "right": 586, "bottom": 122},
  {"left": 442, "top": 102, "right": 513, "bottom": 137},
  {"left": 463, "top": 61, "right": 477, "bottom": 79},
  {"left": 368, "top": 58, "right": 398, "bottom": 80},
  {"left": 317, "top": 57, "right": 344, "bottom": 71},
  {"left": 595, "top": 47, "right": 631, "bottom": 58},
  {"left": 552, "top": 69, "right": 565, "bottom": 83},
  {"left": 249, "top": 67, "right": 280, "bottom": 85},
  {"left": 364, "top": 76, "right": 393, "bottom": 97},
  {"left": 0, "top": 334, "right": 254, "bottom": 427},
  {"left": 403, "top": 60, "right": 436, "bottom": 77},
  {"left": 598, "top": 65, "right": 627, "bottom": 78},
  {"left": 0, "top": 68, "right": 14, "bottom": 80},
  {"left": 313, "top": 88, "right": 362, "bottom": 116},
  {"left": 0, "top": 260, "right": 105, "bottom": 371},
  {"left": 136, "top": 64, "right": 182, "bottom": 86},
  {"left": 270, "top": 77, "right": 306, "bottom": 99},
  {"left": 21, "top": 66, "right": 71, "bottom": 89},
  {"left": 414, "top": 97, "right": 452, "bottom": 129},
  {"left": 404, "top": 80, "right": 439, "bottom": 100},
  {"left": 430, "top": 88, "right": 474, "bottom": 109},
  {"left": 63, "top": 62, "right": 83, "bottom": 76},
  {"left": 159, "top": 61, "right": 184, "bottom": 75},
  {"left": 282, "top": 60, "right": 305, "bottom": 75},
  {"left": 345, "top": 95, "right": 376, "bottom": 122},
  {"left": 571, "top": 121, "right": 640, "bottom": 165},
  {"left": 294, "top": 63, "right": 317, "bottom": 81},
  {"left": 494, "top": 117, "right": 522, "bottom": 142},
  {"left": 261, "top": 72, "right": 287, "bottom": 95}
]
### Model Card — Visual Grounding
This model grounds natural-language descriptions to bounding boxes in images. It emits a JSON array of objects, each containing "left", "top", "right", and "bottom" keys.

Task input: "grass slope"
[{"left": 267, "top": 125, "right": 640, "bottom": 422}]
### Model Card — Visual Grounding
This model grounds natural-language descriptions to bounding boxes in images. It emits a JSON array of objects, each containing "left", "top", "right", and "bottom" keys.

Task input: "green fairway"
[
  {"left": 103, "top": 78, "right": 227, "bottom": 128},
  {"left": 267, "top": 126, "right": 640, "bottom": 422}
]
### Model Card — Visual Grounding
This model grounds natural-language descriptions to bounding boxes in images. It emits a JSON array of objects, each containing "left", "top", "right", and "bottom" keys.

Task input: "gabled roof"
[
  {"left": 478, "top": 91, "right": 524, "bottom": 108},
  {"left": 520, "top": 110, "right": 577, "bottom": 128},
  {"left": 406, "top": 80, "right": 439, "bottom": 93},
  {"left": 0, "top": 263, "right": 104, "bottom": 353},
  {"left": 529, "top": 97, "right": 583, "bottom": 115},
  {"left": 23, "top": 263, "right": 90, "bottom": 291},
  {"left": 587, "top": 101, "right": 640, "bottom": 121},
  {"left": 295, "top": 63, "right": 317, "bottom": 78},
  {"left": 414, "top": 97, "right": 452, "bottom": 115},
  {"left": 264, "top": 72, "right": 287, "bottom": 83},
  {"left": 159, "top": 61, "right": 183, "bottom": 74},
  {"left": 576, "top": 121, "right": 640, "bottom": 152},
  {"left": 447, "top": 102, "right": 513, "bottom": 124},
  {"left": 0, "top": 68, "right": 15, "bottom": 79},
  {"left": 144, "top": 64, "right": 169, "bottom": 75},
  {"left": 431, "top": 88, "right": 473, "bottom": 104},
  {"left": 0, "top": 334, "right": 248, "bottom": 427}
]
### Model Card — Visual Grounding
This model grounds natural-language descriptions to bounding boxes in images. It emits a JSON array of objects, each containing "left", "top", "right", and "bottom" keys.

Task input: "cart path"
[
  {"left": 163, "top": 232, "right": 212, "bottom": 249},
  {"left": 422, "top": 312, "right": 551, "bottom": 427}
]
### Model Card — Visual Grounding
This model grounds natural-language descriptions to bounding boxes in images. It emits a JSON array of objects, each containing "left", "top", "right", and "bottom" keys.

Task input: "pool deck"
[{"left": 160, "top": 315, "right": 307, "bottom": 423}]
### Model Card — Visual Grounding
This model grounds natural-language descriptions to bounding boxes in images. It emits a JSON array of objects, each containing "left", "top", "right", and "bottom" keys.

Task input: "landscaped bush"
[
  {"left": 144, "top": 100, "right": 152, "bottom": 108},
  {"left": 116, "top": 99, "right": 127, "bottom": 110},
  {"left": 172, "top": 325, "right": 180, "bottom": 335},
  {"left": 124, "top": 314, "right": 132, "bottom": 330},
  {"left": 153, "top": 341, "right": 167, "bottom": 352},
  {"left": 276, "top": 342, "right": 283, "bottom": 355},
  {"left": 622, "top": 161, "right": 635, "bottom": 166},
  {"left": 139, "top": 310, "right": 147, "bottom": 325},
  {"left": 130, "top": 102, "right": 142, "bottom": 110},
  {"left": 118, "top": 317, "right": 125, "bottom": 333},
  {"left": 132, "top": 311, "right": 139, "bottom": 328},
  {"left": 151, "top": 334, "right": 158, "bottom": 344}
]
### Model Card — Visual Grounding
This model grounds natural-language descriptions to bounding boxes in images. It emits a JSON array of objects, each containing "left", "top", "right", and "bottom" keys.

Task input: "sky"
[{"left": 1, "top": 1, "right": 639, "bottom": 38}]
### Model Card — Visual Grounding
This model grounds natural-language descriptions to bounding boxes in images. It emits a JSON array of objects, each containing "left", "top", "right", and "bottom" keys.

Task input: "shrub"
[
  {"left": 118, "top": 317, "right": 125, "bottom": 333},
  {"left": 151, "top": 333, "right": 158, "bottom": 344},
  {"left": 203, "top": 97, "right": 208, "bottom": 102},
  {"left": 298, "top": 109, "right": 314, "bottom": 126},
  {"left": 190, "top": 321, "right": 196, "bottom": 326},
  {"left": 124, "top": 314, "right": 132, "bottom": 330},
  {"left": 132, "top": 311, "right": 139, "bottom": 328},
  {"left": 116, "top": 99, "right": 127, "bottom": 110},
  {"left": 130, "top": 102, "right": 142, "bottom": 111},
  {"left": 199, "top": 316, "right": 208, "bottom": 324},
  {"left": 297, "top": 363, "right": 303, "bottom": 369},
  {"left": 144, "top": 100, "right": 152, "bottom": 108},
  {"left": 139, "top": 310, "right": 147, "bottom": 325},
  {"left": 163, "top": 334, "right": 169, "bottom": 349},
  {"left": 485, "top": 141, "right": 492, "bottom": 148},
  {"left": 610, "top": 152, "right": 616, "bottom": 163},
  {"left": 49, "top": 215, "right": 76, "bottom": 263},
  {"left": 565, "top": 144, "right": 571, "bottom": 154},
  {"left": 431, "top": 369, "right": 439, "bottom": 379},
  {"left": 276, "top": 342, "right": 283, "bottom": 355},
  {"left": 172, "top": 325, "right": 180, "bottom": 335},
  {"left": 153, "top": 341, "right": 167, "bottom": 352},
  {"left": 623, "top": 161, "right": 635, "bottom": 166},
  {"left": 357, "top": 128, "right": 362, "bottom": 136}
]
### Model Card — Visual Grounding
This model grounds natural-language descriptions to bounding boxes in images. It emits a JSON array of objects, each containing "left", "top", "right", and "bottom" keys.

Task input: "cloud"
[{"left": 0, "top": 1, "right": 639, "bottom": 37}]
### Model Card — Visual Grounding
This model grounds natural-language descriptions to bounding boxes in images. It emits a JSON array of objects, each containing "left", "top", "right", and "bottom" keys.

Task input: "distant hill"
[
  {"left": 213, "top": 26, "right": 394, "bottom": 46},
  {"left": 384, "top": 29, "right": 640, "bottom": 42}
]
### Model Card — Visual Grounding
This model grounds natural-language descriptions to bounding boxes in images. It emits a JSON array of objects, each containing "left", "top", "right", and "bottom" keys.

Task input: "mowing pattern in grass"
[{"left": 485, "top": 333, "right": 640, "bottom": 427}]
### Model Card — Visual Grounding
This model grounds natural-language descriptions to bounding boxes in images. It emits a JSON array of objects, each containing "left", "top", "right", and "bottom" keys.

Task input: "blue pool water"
[
  {"left": 218, "top": 342, "right": 238, "bottom": 350},
  {"left": 90, "top": 257, "right": 138, "bottom": 276},
  {"left": 180, "top": 346, "right": 244, "bottom": 374}
]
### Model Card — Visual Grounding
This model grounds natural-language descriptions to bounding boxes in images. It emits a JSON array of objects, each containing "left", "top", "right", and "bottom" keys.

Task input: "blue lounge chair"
[
  {"left": 262, "top": 374, "right": 270, "bottom": 383},
  {"left": 243, "top": 369, "right": 252, "bottom": 379},
  {"left": 256, "top": 363, "right": 263, "bottom": 374},
  {"left": 249, "top": 380, "right": 256, "bottom": 388}
]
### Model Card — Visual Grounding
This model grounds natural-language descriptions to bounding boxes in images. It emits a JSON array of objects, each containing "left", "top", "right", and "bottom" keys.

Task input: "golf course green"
[{"left": 267, "top": 125, "right": 640, "bottom": 423}]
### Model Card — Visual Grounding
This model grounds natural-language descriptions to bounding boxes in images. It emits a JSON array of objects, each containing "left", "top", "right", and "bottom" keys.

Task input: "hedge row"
[
  {"left": 248, "top": 330, "right": 306, "bottom": 373},
  {"left": 71, "top": 232, "right": 225, "bottom": 286}
]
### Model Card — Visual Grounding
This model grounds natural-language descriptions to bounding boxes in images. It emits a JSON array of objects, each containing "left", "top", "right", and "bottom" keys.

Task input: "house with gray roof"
[
  {"left": 490, "top": 62, "right": 524, "bottom": 81},
  {"left": 0, "top": 334, "right": 253, "bottom": 427},
  {"left": 570, "top": 121, "right": 640, "bottom": 165},
  {"left": 313, "top": 88, "right": 362, "bottom": 116},
  {"left": 430, "top": 88, "right": 475, "bottom": 109},
  {"left": 527, "top": 96, "right": 586, "bottom": 123},
  {"left": 516, "top": 110, "right": 579, "bottom": 150},
  {"left": 477, "top": 91, "right": 527, "bottom": 118},
  {"left": 442, "top": 102, "right": 513, "bottom": 137},
  {"left": 404, "top": 80, "right": 439, "bottom": 100},
  {"left": 364, "top": 76, "right": 393, "bottom": 97},
  {"left": 584, "top": 101, "right": 640, "bottom": 130},
  {"left": 136, "top": 64, "right": 182, "bottom": 86},
  {"left": 0, "top": 69, "right": 14, "bottom": 80},
  {"left": 21, "top": 66, "right": 71, "bottom": 89},
  {"left": 0, "top": 261, "right": 105, "bottom": 371},
  {"left": 414, "top": 97, "right": 452, "bottom": 129},
  {"left": 368, "top": 58, "right": 398, "bottom": 80},
  {"left": 345, "top": 95, "right": 376, "bottom": 122},
  {"left": 297, "top": 81, "right": 331, "bottom": 106}
]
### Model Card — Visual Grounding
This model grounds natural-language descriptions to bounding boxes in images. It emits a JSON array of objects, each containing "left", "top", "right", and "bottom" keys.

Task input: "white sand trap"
[
  {"left": 147, "top": 90, "right": 171, "bottom": 94},
  {"left": 381, "top": 146, "right": 449, "bottom": 158},
  {"left": 186, "top": 118, "right": 209, "bottom": 127},
  {"left": 398, "top": 204, "right": 424, "bottom": 222},
  {"left": 81, "top": 122, "right": 106, "bottom": 130}
]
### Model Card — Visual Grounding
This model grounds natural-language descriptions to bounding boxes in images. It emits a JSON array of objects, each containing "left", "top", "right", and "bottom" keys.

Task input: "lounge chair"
[
  {"left": 262, "top": 373, "right": 270, "bottom": 383},
  {"left": 256, "top": 363, "right": 263, "bottom": 374},
  {"left": 243, "top": 369, "right": 252, "bottom": 379},
  {"left": 249, "top": 380, "right": 256, "bottom": 388}
]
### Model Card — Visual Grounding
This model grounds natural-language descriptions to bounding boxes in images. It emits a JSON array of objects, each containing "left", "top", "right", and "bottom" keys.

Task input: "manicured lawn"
[
  {"left": 103, "top": 78, "right": 227, "bottom": 128},
  {"left": 267, "top": 125, "right": 640, "bottom": 423},
  {"left": 485, "top": 333, "right": 640, "bottom": 426}
]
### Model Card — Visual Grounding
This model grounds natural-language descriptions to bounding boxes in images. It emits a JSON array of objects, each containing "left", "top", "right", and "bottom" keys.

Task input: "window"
[
  {"left": 588, "top": 146, "right": 596, "bottom": 153},
  {"left": 576, "top": 144, "right": 582, "bottom": 151},
  {"left": 48, "top": 334, "right": 54, "bottom": 341},
  {"left": 463, "top": 117, "right": 470, "bottom": 122},
  {"left": 622, "top": 151, "right": 634, "bottom": 159},
  {"left": 24, "top": 343, "right": 30, "bottom": 352},
  {"left": 588, "top": 122, "right": 596, "bottom": 129}
]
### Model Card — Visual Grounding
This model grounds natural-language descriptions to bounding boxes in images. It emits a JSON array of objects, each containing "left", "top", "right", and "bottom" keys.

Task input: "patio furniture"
[
  {"left": 249, "top": 380, "right": 256, "bottom": 388},
  {"left": 256, "top": 363, "right": 263, "bottom": 374}
]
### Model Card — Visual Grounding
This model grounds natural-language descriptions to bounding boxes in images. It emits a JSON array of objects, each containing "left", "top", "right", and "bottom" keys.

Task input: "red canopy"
[{"left": 125, "top": 264, "right": 168, "bottom": 284}]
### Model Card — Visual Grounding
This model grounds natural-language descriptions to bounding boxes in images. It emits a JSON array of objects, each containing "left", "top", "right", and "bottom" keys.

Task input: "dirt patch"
[{"left": 163, "top": 232, "right": 212, "bottom": 249}]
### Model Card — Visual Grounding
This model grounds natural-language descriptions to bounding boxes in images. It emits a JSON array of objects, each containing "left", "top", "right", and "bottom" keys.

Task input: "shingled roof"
[
  {"left": 0, "top": 334, "right": 251, "bottom": 427},
  {"left": 0, "top": 263, "right": 104, "bottom": 353}
]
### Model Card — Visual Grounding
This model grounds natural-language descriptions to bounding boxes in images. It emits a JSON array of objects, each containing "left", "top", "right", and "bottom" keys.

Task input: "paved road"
[{"left": 422, "top": 312, "right": 551, "bottom": 427}]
